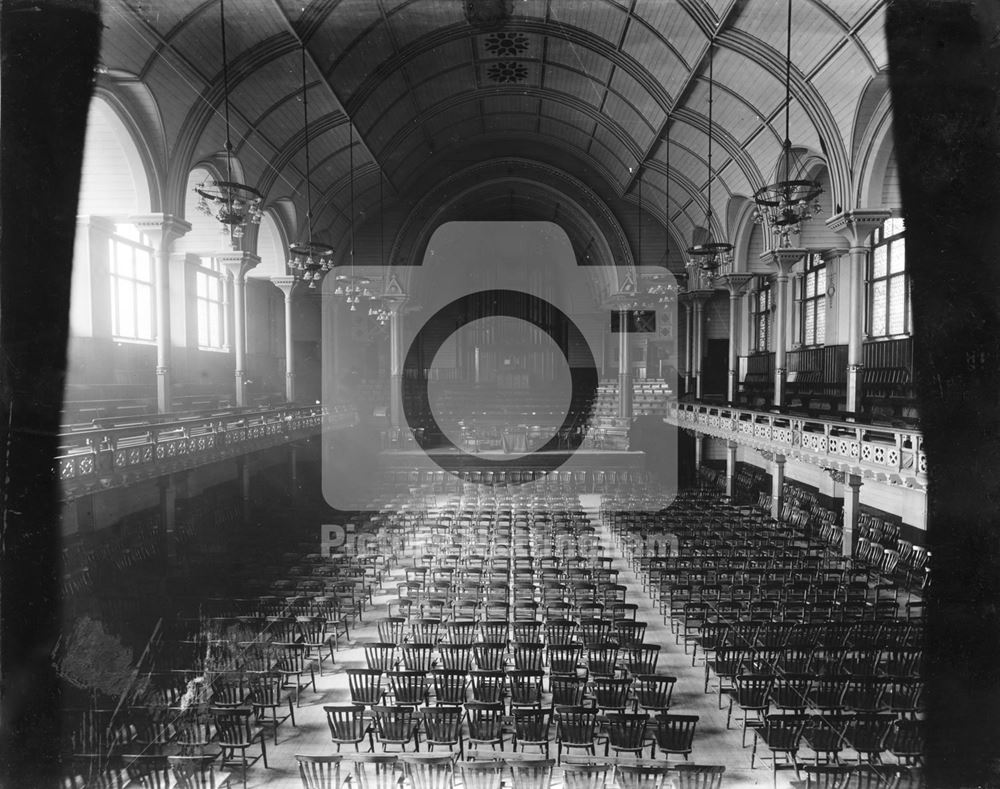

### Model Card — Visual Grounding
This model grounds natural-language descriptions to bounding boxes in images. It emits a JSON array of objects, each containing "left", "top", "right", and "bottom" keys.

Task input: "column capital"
[
  {"left": 270, "top": 275, "right": 298, "bottom": 298},
  {"left": 687, "top": 288, "right": 715, "bottom": 305},
  {"left": 129, "top": 213, "right": 192, "bottom": 249},
  {"left": 821, "top": 247, "right": 850, "bottom": 263},
  {"left": 825, "top": 209, "right": 891, "bottom": 247},
  {"left": 773, "top": 452, "right": 787, "bottom": 466},
  {"left": 760, "top": 247, "right": 806, "bottom": 275},
  {"left": 716, "top": 272, "right": 754, "bottom": 297},
  {"left": 76, "top": 214, "right": 117, "bottom": 235},
  {"left": 219, "top": 251, "right": 260, "bottom": 281},
  {"left": 727, "top": 440, "right": 738, "bottom": 451},
  {"left": 846, "top": 472, "right": 864, "bottom": 490}
]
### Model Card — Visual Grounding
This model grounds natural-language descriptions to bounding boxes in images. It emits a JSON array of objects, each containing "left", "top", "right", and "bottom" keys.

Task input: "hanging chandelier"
[
  {"left": 686, "top": 44, "right": 733, "bottom": 278},
  {"left": 753, "top": 0, "right": 823, "bottom": 247},
  {"left": 288, "top": 43, "right": 335, "bottom": 287},
  {"left": 194, "top": 0, "right": 263, "bottom": 247},
  {"left": 333, "top": 273, "right": 373, "bottom": 311}
]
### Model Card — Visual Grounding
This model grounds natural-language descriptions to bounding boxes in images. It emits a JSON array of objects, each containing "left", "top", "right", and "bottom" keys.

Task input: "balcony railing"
[
  {"left": 667, "top": 401, "right": 927, "bottom": 490},
  {"left": 58, "top": 403, "right": 357, "bottom": 498}
]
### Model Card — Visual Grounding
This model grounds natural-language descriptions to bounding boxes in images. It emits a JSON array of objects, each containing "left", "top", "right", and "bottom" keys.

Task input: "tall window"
[
  {"left": 867, "top": 217, "right": 909, "bottom": 338},
  {"left": 752, "top": 278, "right": 772, "bottom": 352},
  {"left": 196, "top": 256, "right": 228, "bottom": 350},
  {"left": 800, "top": 253, "right": 826, "bottom": 346},
  {"left": 109, "top": 226, "right": 155, "bottom": 342}
]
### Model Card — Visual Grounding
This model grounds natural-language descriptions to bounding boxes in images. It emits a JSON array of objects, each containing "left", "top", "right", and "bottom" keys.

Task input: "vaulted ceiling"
[{"left": 98, "top": 0, "right": 889, "bottom": 264}]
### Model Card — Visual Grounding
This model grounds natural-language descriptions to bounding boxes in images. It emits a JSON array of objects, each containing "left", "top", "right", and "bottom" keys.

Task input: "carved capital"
[
  {"left": 130, "top": 213, "right": 192, "bottom": 250},
  {"left": 270, "top": 275, "right": 298, "bottom": 299},
  {"left": 825, "top": 209, "right": 891, "bottom": 247},
  {"left": 716, "top": 272, "right": 754, "bottom": 297},
  {"left": 218, "top": 251, "right": 260, "bottom": 282},
  {"left": 760, "top": 247, "right": 806, "bottom": 276}
]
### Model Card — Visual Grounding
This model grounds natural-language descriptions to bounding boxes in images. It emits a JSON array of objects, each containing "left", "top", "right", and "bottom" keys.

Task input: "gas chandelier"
[
  {"left": 194, "top": 0, "right": 263, "bottom": 247},
  {"left": 288, "top": 43, "right": 334, "bottom": 287},
  {"left": 686, "top": 44, "right": 732, "bottom": 278},
  {"left": 752, "top": 0, "right": 823, "bottom": 247}
]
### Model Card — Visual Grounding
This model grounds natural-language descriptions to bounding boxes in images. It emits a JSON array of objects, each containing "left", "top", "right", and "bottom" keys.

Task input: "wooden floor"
[{"left": 232, "top": 494, "right": 807, "bottom": 789}]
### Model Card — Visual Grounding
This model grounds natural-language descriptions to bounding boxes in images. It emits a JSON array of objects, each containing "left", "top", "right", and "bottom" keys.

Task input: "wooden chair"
[
  {"left": 458, "top": 760, "right": 503, "bottom": 789},
  {"left": 560, "top": 761, "right": 612, "bottom": 789},
  {"left": 651, "top": 713, "right": 698, "bottom": 761},
  {"left": 370, "top": 705, "right": 420, "bottom": 752},
  {"left": 615, "top": 764, "right": 672, "bottom": 789},
  {"left": 670, "top": 764, "right": 726, "bottom": 789},
  {"left": 294, "top": 754, "right": 341, "bottom": 789},
  {"left": 211, "top": 707, "right": 268, "bottom": 789},
  {"left": 386, "top": 670, "right": 428, "bottom": 707},
  {"left": 323, "top": 704, "right": 373, "bottom": 752},
  {"left": 398, "top": 754, "right": 453, "bottom": 789},
  {"left": 341, "top": 754, "right": 401, "bottom": 789},
  {"left": 600, "top": 712, "right": 648, "bottom": 757},
  {"left": 419, "top": 705, "right": 464, "bottom": 758},
  {"left": 272, "top": 642, "right": 316, "bottom": 707},
  {"left": 347, "top": 668, "right": 385, "bottom": 709},
  {"left": 632, "top": 674, "right": 676, "bottom": 714},
  {"left": 508, "top": 757, "right": 555, "bottom": 789},
  {"left": 752, "top": 713, "right": 807, "bottom": 785},
  {"left": 512, "top": 708, "right": 552, "bottom": 758},
  {"left": 364, "top": 642, "right": 398, "bottom": 672},
  {"left": 168, "top": 755, "right": 231, "bottom": 789},
  {"left": 246, "top": 670, "right": 295, "bottom": 745},
  {"left": 465, "top": 701, "right": 507, "bottom": 752}
]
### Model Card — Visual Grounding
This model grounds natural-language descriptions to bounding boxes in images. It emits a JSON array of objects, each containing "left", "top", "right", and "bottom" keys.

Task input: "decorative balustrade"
[
  {"left": 667, "top": 401, "right": 927, "bottom": 490},
  {"left": 58, "top": 403, "right": 356, "bottom": 498}
]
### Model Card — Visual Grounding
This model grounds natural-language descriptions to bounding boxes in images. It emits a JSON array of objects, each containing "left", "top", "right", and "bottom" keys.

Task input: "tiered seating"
[{"left": 614, "top": 489, "right": 925, "bottom": 785}]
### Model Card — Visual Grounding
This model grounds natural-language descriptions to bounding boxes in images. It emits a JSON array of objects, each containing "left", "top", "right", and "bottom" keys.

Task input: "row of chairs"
[
  {"left": 296, "top": 752, "right": 726, "bottom": 789},
  {"left": 321, "top": 702, "right": 700, "bottom": 763}
]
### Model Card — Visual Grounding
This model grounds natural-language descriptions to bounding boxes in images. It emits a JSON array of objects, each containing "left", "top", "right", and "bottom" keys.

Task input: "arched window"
[
  {"left": 75, "top": 97, "right": 156, "bottom": 343},
  {"left": 867, "top": 217, "right": 909, "bottom": 338}
]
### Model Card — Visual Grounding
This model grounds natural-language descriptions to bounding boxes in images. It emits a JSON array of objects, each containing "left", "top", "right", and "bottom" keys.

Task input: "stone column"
[
  {"left": 770, "top": 453, "right": 786, "bottom": 520},
  {"left": 271, "top": 276, "right": 298, "bottom": 403},
  {"left": 760, "top": 248, "right": 805, "bottom": 408},
  {"left": 679, "top": 295, "right": 693, "bottom": 395},
  {"left": 842, "top": 472, "right": 863, "bottom": 557},
  {"left": 290, "top": 445, "right": 299, "bottom": 496},
  {"left": 238, "top": 458, "right": 252, "bottom": 523},
  {"left": 694, "top": 433, "right": 704, "bottom": 471},
  {"left": 131, "top": 214, "right": 191, "bottom": 413},
  {"left": 219, "top": 252, "right": 260, "bottom": 407},
  {"left": 716, "top": 273, "right": 753, "bottom": 403},
  {"left": 617, "top": 308, "right": 632, "bottom": 419},
  {"left": 388, "top": 302, "right": 407, "bottom": 429},
  {"left": 825, "top": 210, "right": 891, "bottom": 415},
  {"left": 689, "top": 290, "right": 713, "bottom": 400},
  {"left": 725, "top": 440, "right": 738, "bottom": 498}
]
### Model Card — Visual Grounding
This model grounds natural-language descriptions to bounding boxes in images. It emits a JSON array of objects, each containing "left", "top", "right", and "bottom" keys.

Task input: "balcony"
[
  {"left": 58, "top": 404, "right": 357, "bottom": 499},
  {"left": 667, "top": 401, "right": 927, "bottom": 491}
]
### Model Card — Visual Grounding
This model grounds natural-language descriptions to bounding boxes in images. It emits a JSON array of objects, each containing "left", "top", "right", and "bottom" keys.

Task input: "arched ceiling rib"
[{"left": 101, "top": 0, "right": 888, "bottom": 256}]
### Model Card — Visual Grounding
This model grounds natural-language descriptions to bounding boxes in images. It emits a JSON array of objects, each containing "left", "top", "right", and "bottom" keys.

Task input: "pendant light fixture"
[
  {"left": 194, "top": 0, "right": 263, "bottom": 248},
  {"left": 686, "top": 43, "right": 733, "bottom": 277},
  {"left": 288, "top": 43, "right": 334, "bottom": 287},
  {"left": 752, "top": 0, "right": 823, "bottom": 247}
]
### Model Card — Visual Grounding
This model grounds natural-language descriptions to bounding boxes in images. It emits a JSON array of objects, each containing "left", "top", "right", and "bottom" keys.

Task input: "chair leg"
[
  {"left": 261, "top": 735, "right": 268, "bottom": 768},
  {"left": 726, "top": 698, "right": 734, "bottom": 728}
]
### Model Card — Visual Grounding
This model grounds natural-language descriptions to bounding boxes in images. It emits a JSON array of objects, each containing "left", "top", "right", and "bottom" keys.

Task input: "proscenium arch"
[{"left": 387, "top": 159, "right": 636, "bottom": 299}]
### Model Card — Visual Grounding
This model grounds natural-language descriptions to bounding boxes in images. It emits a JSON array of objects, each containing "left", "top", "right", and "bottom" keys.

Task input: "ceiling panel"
[
  {"left": 810, "top": 43, "right": 874, "bottom": 155},
  {"left": 549, "top": 1, "right": 629, "bottom": 46},
  {"left": 542, "top": 65, "right": 604, "bottom": 108},
  {"left": 544, "top": 37, "right": 614, "bottom": 83},
  {"left": 388, "top": 0, "right": 466, "bottom": 49},
  {"left": 854, "top": 12, "right": 888, "bottom": 71},
  {"left": 621, "top": 21, "right": 687, "bottom": 104},
  {"left": 538, "top": 117, "right": 594, "bottom": 153}
]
